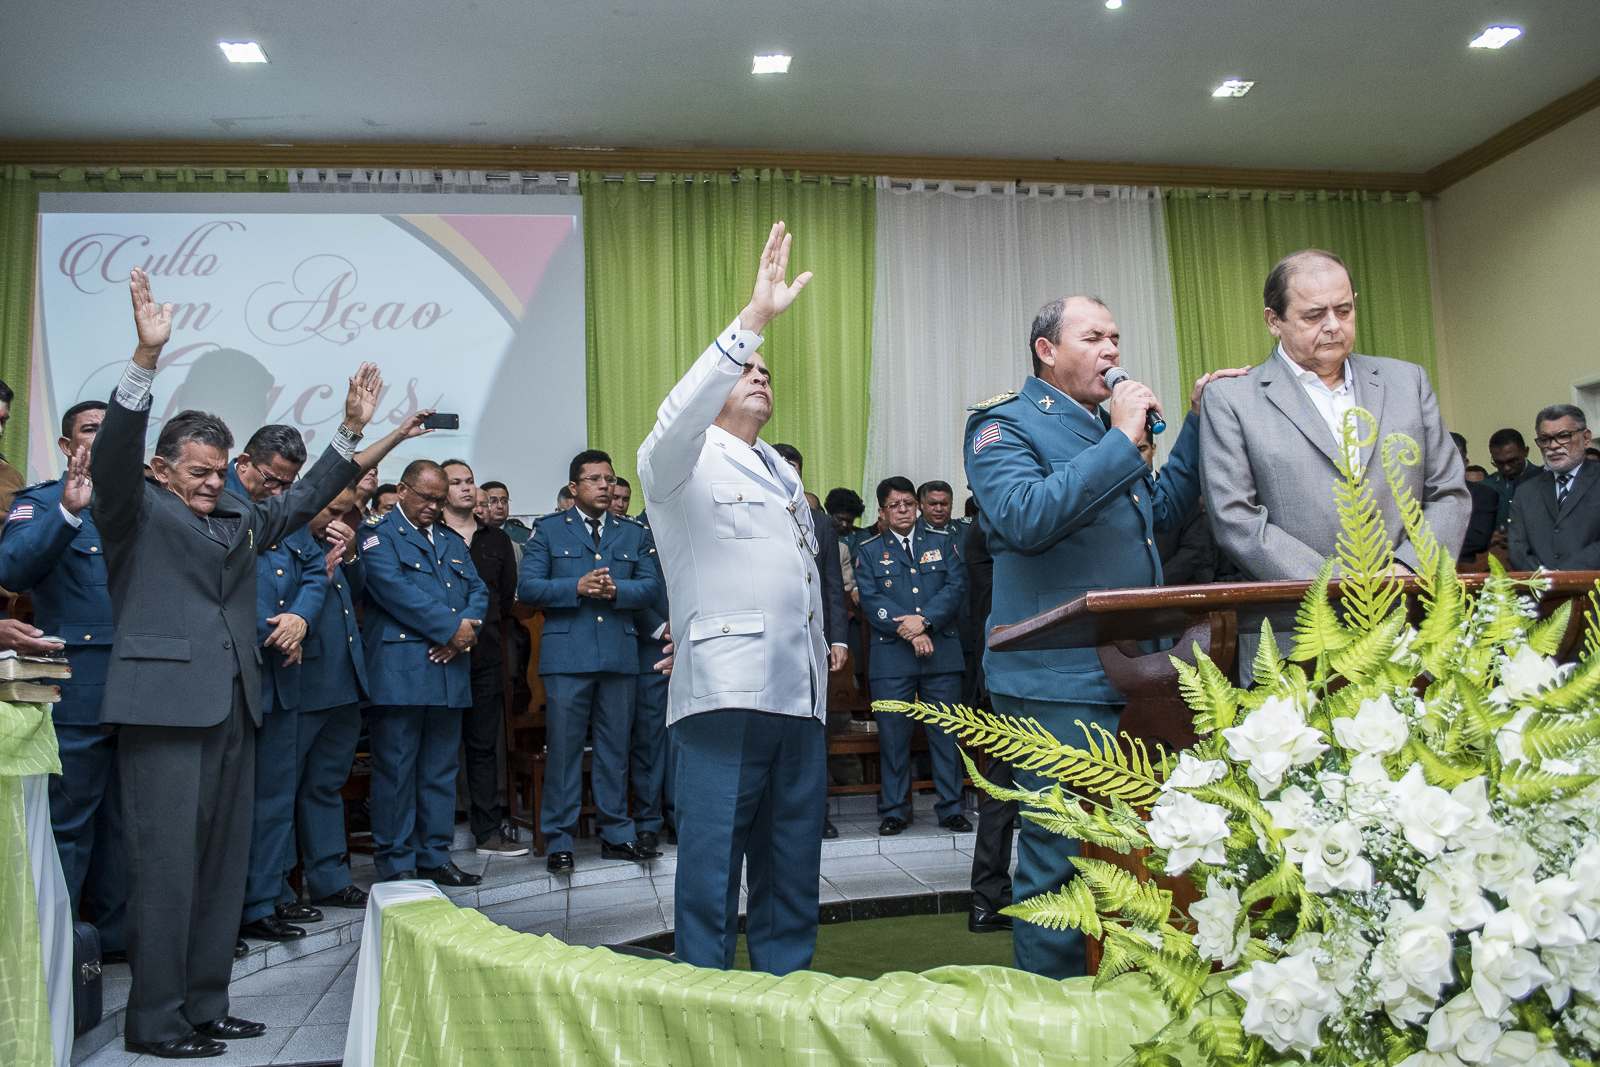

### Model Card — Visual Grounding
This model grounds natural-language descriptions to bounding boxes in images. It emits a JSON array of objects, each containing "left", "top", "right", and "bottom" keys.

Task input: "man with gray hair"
[
  {"left": 1508, "top": 404, "right": 1598, "bottom": 572},
  {"left": 1200, "top": 248, "right": 1469, "bottom": 579}
]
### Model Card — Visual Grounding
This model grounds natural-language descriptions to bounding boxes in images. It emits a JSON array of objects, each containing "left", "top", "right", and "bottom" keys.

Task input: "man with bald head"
[
  {"left": 964, "top": 294, "right": 1247, "bottom": 979},
  {"left": 1200, "top": 249, "right": 1468, "bottom": 580}
]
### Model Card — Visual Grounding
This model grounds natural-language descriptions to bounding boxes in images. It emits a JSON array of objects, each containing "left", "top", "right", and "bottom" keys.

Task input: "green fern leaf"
[
  {"left": 1526, "top": 651, "right": 1600, "bottom": 713},
  {"left": 1499, "top": 760, "right": 1600, "bottom": 805},
  {"left": 1382, "top": 431, "right": 1441, "bottom": 605},
  {"left": 1521, "top": 708, "right": 1600, "bottom": 763},
  {"left": 1328, "top": 606, "right": 1408, "bottom": 684},
  {"left": 1239, "top": 860, "right": 1305, "bottom": 911},
  {"left": 1193, "top": 651, "right": 1240, "bottom": 731},
  {"left": 1098, "top": 929, "right": 1212, "bottom": 1016},
  {"left": 1171, "top": 655, "right": 1215, "bottom": 734},
  {"left": 1291, "top": 559, "right": 1351, "bottom": 662},
  {"left": 1331, "top": 409, "right": 1402, "bottom": 631},
  {"left": 1526, "top": 599, "right": 1574, "bottom": 657},
  {"left": 1005, "top": 878, "right": 1102, "bottom": 938},
  {"left": 1252, "top": 619, "right": 1284, "bottom": 682},
  {"left": 1402, "top": 736, "right": 1485, "bottom": 789}
]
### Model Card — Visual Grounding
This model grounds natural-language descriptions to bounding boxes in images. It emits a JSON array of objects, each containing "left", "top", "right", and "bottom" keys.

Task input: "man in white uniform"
[{"left": 637, "top": 223, "right": 831, "bottom": 974}]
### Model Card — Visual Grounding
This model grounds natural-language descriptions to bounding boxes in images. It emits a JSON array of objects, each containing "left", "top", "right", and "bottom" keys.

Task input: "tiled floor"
[{"left": 72, "top": 793, "right": 1015, "bottom": 1067}]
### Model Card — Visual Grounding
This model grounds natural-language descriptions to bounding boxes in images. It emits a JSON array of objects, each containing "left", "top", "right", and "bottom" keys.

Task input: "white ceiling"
[{"left": 4, "top": 0, "right": 1597, "bottom": 173}]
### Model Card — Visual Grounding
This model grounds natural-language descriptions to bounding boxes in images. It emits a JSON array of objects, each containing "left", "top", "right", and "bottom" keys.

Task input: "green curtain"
[
  {"left": 0, "top": 166, "right": 288, "bottom": 478},
  {"left": 582, "top": 170, "right": 874, "bottom": 507},
  {"left": 1163, "top": 188, "right": 1437, "bottom": 390}
]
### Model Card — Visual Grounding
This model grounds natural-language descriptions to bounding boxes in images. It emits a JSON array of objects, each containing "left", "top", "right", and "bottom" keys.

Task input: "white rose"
[
  {"left": 1145, "top": 791, "right": 1230, "bottom": 875},
  {"left": 1398, "top": 1053, "right": 1467, "bottom": 1067},
  {"left": 1446, "top": 777, "right": 1501, "bottom": 852},
  {"left": 1227, "top": 952, "right": 1338, "bottom": 1058},
  {"left": 1221, "top": 695, "right": 1328, "bottom": 794},
  {"left": 1288, "top": 930, "right": 1370, "bottom": 998},
  {"left": 1315, "top": 768, "right": 1347, "bottom": 802},
  {"left": 1418, "top": 851, "right": 1496, "bottom": 931},
  {"left": 1540, "top": 941, "right": 1600, "bottom": 1009},
  {"left": 1499, "top": 645, "right": 1566, "bottom": 700},
  {"left": 1471, "top": 835, "right": 1541, "bottom": 896},
  {"left": 1570, "top": 994, "right": 1600, "bottom": 1046},
  {"left": 1469, "top": 931, "right": 1555, "bottom": 1020},
  {"left": 1345, "top": 752, "right": 1394, "bottom": 821},
  {"left": 1483, "top": 878, "right": 1584, "bottom": 949},
  {"left": 1192, "top": 876, "right": 1249, "bottom": 967},
  {"left": 1389, "top": 764, "right": 1473, "bottom": 859},
  {"left": 1391, "top": 625, "right": 1421, "bottom": 664},
  {"left": 1569, "top": 841, "right": 1600, "bottom": 937},
  {"left": 1485, "top": 1030, "right": 1565, "bottom": 1067},
  {"left": 1300, "top": 821, "right": 1374, "bottom": 894},
  {"left": 1160, "top": 751, "right": 1226, "bottom": 793},
  {"left": 1371, "top": 901, "right": 1457, "bottom": 1026},
  {"left": 1494, "top": 707, "right": 1536, "bottom": 765},
  {"left": 1332, "top": 694, "right": 1410, "bottom": 756},
  {"left": 1425, "top": 989, "right": 1503, "bottom": 1063}
]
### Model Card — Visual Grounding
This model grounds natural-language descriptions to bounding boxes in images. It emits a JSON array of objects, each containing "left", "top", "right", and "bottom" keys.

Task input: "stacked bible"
[{"left": 0, "top": 650, "right": 70, "bottom": 703}]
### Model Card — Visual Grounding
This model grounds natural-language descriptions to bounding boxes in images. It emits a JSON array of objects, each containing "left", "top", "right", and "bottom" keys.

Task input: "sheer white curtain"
[{"left": 865, "top": 179, "right": 1181, "bottom": 503}]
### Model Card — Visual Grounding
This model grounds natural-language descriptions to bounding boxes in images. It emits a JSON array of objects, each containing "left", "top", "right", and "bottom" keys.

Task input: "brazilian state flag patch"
[{"left": 973, "top": 423, "right": 1001, "bottom": 453}]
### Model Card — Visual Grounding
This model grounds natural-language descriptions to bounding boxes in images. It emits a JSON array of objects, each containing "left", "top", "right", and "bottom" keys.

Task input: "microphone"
[{"left": 1103, "top": 367, "right": 1165, "bottom": 436}]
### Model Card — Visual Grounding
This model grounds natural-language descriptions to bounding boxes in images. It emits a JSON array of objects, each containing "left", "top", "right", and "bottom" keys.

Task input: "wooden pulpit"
[{"left": 986, "top": 570, "right": 1600, "bottom": 972}]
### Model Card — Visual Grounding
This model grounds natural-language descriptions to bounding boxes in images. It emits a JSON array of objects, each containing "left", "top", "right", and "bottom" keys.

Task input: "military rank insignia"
[{"left": 919, "top": 549, "right": 942, "bottom": 564}]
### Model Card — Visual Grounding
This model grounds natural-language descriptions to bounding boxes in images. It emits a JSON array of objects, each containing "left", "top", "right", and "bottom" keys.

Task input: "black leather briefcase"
[{"left": 72, "top": 921, "right": 103, "bottom": 1035}]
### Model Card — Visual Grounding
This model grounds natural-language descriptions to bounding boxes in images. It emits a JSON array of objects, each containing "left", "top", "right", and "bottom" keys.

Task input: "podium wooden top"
[{"left": 987, "top": 570, "right": 1600, "bottom": 653}]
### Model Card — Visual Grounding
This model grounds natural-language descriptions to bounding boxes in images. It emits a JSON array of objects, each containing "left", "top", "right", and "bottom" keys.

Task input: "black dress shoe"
[
  {"left": 125, "top": 1033, "right": 226, "bottom": 1058},
  {"left": 878, "top": 816, "right": 906, "bottom": 836},
  {"left": 636, "top": 830, "right": 660, "bottom": 852},
  {"left": 600, "top": 839, "right": 661, "bottom": 862},
  {"left": 547, "top": 851, "right": 574, "bottom": 873},
  {"left": 380, "top": 869, "right": 418, "bottom": 882},
  {"left": 969, "top": 907, "right": 1013, "bottom": 934},
  {"left": 822, "top": 819, "right": 838, "bottom": 840},
  {"left": 195, "top": 1016, "right": 266, "bottom": 1040},
  {"left": 310, "top": 885, "right": 369, "bottom": 909},
  {"left": 939, "top": 813, "right": 974, "bottom": 833},
  {"left": 417, "top": 861, "right": 482, "bottom": 887},
  {"left": 234, "top": 939, "right": 248, "bottom": 959},
  {"left": 101, "top": 949, "right": 129, "bottom": 966},
  {"left": 275, "top": 901, "right": 324, "bottom": 923},
  {"left": 239, "top": 915, "right": 306, "bottom": 942}
]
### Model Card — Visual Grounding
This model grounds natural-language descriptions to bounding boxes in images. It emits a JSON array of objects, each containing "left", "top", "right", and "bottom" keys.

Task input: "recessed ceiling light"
[
  {"left": 1212, "top": 79, "right": 1254, "bottom": 98},
  {"left": 1105, "top": 0, "right": 1123, "bottom": 9},
  {"left": 1469, "top": 26, "right": 1522, "bottom": 49},
  {"left": 218, "top": 41, "right": 268, "bottom": 63},
  {"left": 752, "top": 54, "right": 791, "bottom": 74}
]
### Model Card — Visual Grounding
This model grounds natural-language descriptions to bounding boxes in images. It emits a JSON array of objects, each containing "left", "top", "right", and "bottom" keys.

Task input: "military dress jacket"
[
  {"left": 517, "top": 508, "right": 661, "bottom": 677},
  {"left": 300, "top": 555, "right": 371, "bottom": 712},
  {"left": 853, "top": 521, "right": 967, "bottom": 679},
  {"left": 964, "top": 375, "right": 1202, "bottom": 705},
  {"left": 359, "top": 507, "right": 488, "bottom": 709}
]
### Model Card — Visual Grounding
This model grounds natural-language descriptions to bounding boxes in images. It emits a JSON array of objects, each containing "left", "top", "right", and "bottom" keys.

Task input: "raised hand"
[
  {"left": 737, "top": 222, "right": 813, "bottom": 336},
  {"left": 129, "top": 268, "right": 173, "bottom": 367},
  {"left": 61, "top": 441, "right": 92, "bottom": 516},
  {"left": 343, "top": 363, "right": 383, "bottom": 432},
  {"left": 398, "top": 409, "right": 437, "bottom": 440}
]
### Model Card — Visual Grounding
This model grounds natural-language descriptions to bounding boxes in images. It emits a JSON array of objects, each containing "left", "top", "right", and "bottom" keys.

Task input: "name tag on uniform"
[{"left": 919, "top": 549, "right": 942, "bottom": 564}]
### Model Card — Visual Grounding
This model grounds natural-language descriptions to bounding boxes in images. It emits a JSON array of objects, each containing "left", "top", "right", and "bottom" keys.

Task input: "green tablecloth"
[
  {"left": 0, "top": 701, "right": 60, "bottom": 1067},
  {"left": 377, "top": 897, "right": 1195, "bottom": 1067}
]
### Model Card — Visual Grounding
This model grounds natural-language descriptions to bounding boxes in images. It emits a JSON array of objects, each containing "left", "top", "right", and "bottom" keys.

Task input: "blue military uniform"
[
  {"left": 964, "top": 376, "right": 1201, "bottom": 979},
  {"left": 631, "top": 511, "right": 672, "bottom": 840},
  {"left": 517, "top": 507, "right": 662, "bottom": 856},
  {"left": 229, "top": 461, "right": 332, "bottom": 927},
  {"left": 854, "top": 520, "right": 969, "bottom": 824},
  {"left": 0, "top": 479, "right": 124, "bottom": 952},
  {"left": 294, "top": 547, "right": 371, "bottom": 904},
  {"left": 360, "top": 506, "right": 488, "bottom": 878}
]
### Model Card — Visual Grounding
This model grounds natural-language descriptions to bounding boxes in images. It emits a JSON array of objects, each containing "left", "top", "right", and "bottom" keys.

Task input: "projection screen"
[{"left": 32, "top": 193, "right": 586, "bottom": 518}]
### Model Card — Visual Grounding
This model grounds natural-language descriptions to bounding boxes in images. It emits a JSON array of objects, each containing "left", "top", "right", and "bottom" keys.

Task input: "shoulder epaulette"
[
  {"left": 363, "top": 512, "right": 383, "bottom": 526},
  {"left": 532, "top": 511, "right": 563, "bottom": 523},
  {"left": 16, "top": 479, "right": 60, "bottom": 495},
  {"left": 967, "top": 390, "right": 1018, "bottom": 412},
  {"left": 505, "top": 517, "right": 530, "bottom": 529},
  {"left": 858, "top": 532, "right": 884, "bottom": 547},
  {"left": 925, "top": 525, "right": 953, "bottom": 536},
  {"left": 618, "top": 514, "right": 644, "bottom": 526}
]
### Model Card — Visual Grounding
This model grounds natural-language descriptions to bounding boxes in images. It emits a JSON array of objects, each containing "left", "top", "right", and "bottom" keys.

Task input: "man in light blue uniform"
[
  {"left": 293, "top": 483, "right": 371, "bottom": 911},
  {"left": 362, "top": 459, "right": 488, "bottom": 886},
  {"left": 227, "top": 426, "right": 332, "bottom": 943},
  {"left": 854, "top": 475, "right": 970, "bottom": 836},
  {"left": 629, "top": 509, "right": 673, "bottom": 850},
  {"left": 0, "top": 400, "right": 125, "bottom": 959},
  {"left": 518, "top": 449, "right": 663, "bottom": 873},
  {"left": 964, "top": 295, "right": 1244, "bottom": 979}
]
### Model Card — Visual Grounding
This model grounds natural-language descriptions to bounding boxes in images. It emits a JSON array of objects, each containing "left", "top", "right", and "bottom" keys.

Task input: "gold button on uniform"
[
  {"left": 399, "top": 633, "right": 406, "bottom": 638},
  {"left": 737, "top": 493, "right": 744, "bottom": 501},
  {"left": 276, "top": 569, "right": 284, "bottom": 576},
  {"left": 598, "top": 616, "right": 604, "bottom": 622},
  {"left": 83, "top": 634, "right": 91, "bottom": 640},
  {"left": 912, "top": 587, "right": 919, "bottom": 594},
  {"left": 884, "top": 579, "right": 893, "bottom": 587}
]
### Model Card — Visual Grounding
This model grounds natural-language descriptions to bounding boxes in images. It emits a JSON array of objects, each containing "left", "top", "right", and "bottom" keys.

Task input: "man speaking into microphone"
[{"left": 963, "top": 294, "right": 1246, "bottom": 980}]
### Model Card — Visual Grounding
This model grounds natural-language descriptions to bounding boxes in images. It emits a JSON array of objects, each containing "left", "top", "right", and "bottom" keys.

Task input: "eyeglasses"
[
  {"left": 259, "top": 473, "right": 296, "bottom": 490},
  {"left": 400, "top": 481, "right": 448, "bottom": 507},
  {"left": 1535, "top": 429, "right": 1584, "bottom": 449},
  {"left": 577, "top": 475, "right": 618, "bottom": 486},
  {"left": 884, "top": 501, "right": 918, "bottom": 512}
]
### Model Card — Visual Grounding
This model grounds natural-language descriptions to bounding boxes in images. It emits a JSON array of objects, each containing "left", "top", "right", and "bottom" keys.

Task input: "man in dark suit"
[
  {"left": 1509, "top": 405, "right": 1599, "bottom": 572},
  {"left": 1486, "top": 427, "right": 1543, "bottom": 534},
  {"left": 1450, "top": 432, "right": 1500, "bottom": 561},
  {"left": 92, "top": 268, "right": 403, "bottom": 1059}
]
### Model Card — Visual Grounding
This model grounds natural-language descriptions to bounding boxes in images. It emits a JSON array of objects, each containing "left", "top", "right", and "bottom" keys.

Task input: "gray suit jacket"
[
  {"left": 1199, "top": 351, "right": 1469, "bottom": 581},
  {"left": 89, "top": 396, "right": 359, "bottom": 728},
  {"left": 1508, "top": 461, "right": 1600, "bottom": 572}
]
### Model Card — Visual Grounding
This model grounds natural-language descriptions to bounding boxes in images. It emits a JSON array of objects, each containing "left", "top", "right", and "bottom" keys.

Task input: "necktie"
[
  {"left": 586, "top": 517, "right": 601, "bottom": 546},
  {"left": 1557, "top": 473, "right": 1575, "bottom": 506},
  {"left": 899, "top": 534, "right": 912, "bottom": 558}
]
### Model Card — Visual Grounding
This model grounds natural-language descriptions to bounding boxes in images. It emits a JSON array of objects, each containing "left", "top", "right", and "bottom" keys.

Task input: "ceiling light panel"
[
  {"left": 218, "top": 41, "right": 268, "bottom": 63},
  {"left": 1105, "top": 0, "right": 1123, "bottom": 9},
  {"left": 1212, "top": 79, "right": 1254, "bottom": 98},
  {"left": 752, "top": 54, "right": 791, "bottom": 74},
  {"left": 1469, "top": 26, "right": 1522, "bottom": 49}
]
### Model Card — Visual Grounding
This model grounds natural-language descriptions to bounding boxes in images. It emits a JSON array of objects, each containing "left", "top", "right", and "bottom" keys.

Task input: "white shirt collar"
[{"left": 1276, "top": 344, "right": 1351, "bottom": 395}]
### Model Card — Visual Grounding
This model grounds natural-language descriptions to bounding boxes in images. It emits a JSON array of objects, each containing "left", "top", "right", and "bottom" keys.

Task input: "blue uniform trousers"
[
  {"left": 991, "top": 693, "right": 1121, "bottom": 980},
  {"left": 672, "top": 710, "right": 825, "bottom": 975},
  {"left": 871, "top": 672, "right": 965, "bottom": 823},
  {"left": 629, "top": 664, "right": 670, "bottom": 837},
  {"left": 295, "top": 703, "right": 361, "bottom": 900},
  {"left": 50, "top": 721, "right": 126, "bottom": 952},
  {"left": 242, "top": 697, "right": 299, "bottom": 923},
  {"left": 369, "top": 705, "right": 461, "bottom": 878},
  {"left": 541, "top": 672, "right": 634, "bottom": 854}
]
